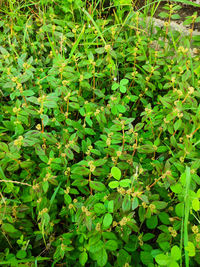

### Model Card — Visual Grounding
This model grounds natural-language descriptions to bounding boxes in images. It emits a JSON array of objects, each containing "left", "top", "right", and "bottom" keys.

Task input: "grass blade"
[
  {"left": 184, "top": 166, "right": 191, "bottom": 267},
  {"left": 49, "top": 181, "right": 62, "bottom": 209},
  {"left": 81, "top": 8, "right": 106, "bottom": 46},
  {"left": 68, "top": 24, "right": 86, "bottom": 61}
]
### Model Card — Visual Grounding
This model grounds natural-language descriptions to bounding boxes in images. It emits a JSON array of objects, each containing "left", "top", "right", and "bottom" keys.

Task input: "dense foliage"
[{"left": 0, "top": 0, "right": 200, "bottom": 266}]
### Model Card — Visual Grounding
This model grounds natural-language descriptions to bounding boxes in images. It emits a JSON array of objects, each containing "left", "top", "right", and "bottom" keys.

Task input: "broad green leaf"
[
  {"left": 105, "top": 240, "right": 118, "bottom": 251},
  {"left": 97, "top": 248, "right": 107, "bottom": 266}
]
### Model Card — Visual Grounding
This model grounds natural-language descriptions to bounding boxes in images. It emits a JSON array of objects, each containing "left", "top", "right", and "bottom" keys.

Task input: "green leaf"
[
  {"left": 158, "top": 12, "right": 169, "bottom": 18},
  {"left": 105, "top": 240, "right": 118, "bottom": 251},
  {"left": 94, "top": 203, "right": 106, "bottom": 214},
  {"left": 40, "top": 114, "right": 49, "bottom": 127},
  {"left": 174, "top": 119, "right": 182, "bottom": 131},
  {"left": 171, "top": 246, "right": 181, "bottom": 261},
  {"left": 140, "top": 251, "right": 153, "bottom": 265},
  {"left": 158, "top": 212, "right": 170, "bottom": 225},
  {"left": 146, "top": 215, "right": 158, "bottom": 229},
  {"left": 137, "top": 144, "right": 156, "bottom": 154},
  {"left": 117, "top": 104, "right": 126, "bottom": 113},
  {"left": 192, "top": 198, "right": 200, "bottom": 211},
  {"left": 71, "top": 166, "right": 90, "bottom": 176},
  {"left": 117, "top": 249, "right": 131, "bottom": 266},
  {"left": 111, "top": 167, "right": 121, "bottom": 180},
  {"left": 112, "top": 83, "right": 119, "bottom": 90},
  {"left": 120, "top": 79, "right": 129, "bottom": 86},
  {"left": 103, "top": 213, "right": 113, "bottom": 229},
  {"left": 120, "top": 85, "right": 127, "bottom": 93},
  {"left": 108, "top": 181, "right": 119, "bottom": 189},
  {"left": 79, "top": 252, "right": 88, "bottom": 266},
  {"left": 16, "top": 250, "right": 27, "bottom": 259},
  {"left": 122, "top": 195, "right": 131, "bottom": 212},
  {"left": 97, "top": 248, "right": 107, "bottom": 266},
  {"left": 142, "top": 233, "right": 155, "bottom": 241},
  {"left": 170, "top": 183, "right": 182, "bottom": 194},
  {"left": 155, "top": 254, "right": 170, "bottom": 265},
  {"left": 0, "top": 142, "right": 9, "bottom": 152},
  {"left": 171, "top": 14, "right": 181, "bottom": 20},
  {"left": 152, "top": 201, "right": 168, "bottom": 210},
  {"left": 89, "top": 240, "right": 104, "bottom": 253},
  {"left": 119, "top": 179, "right": 131, "bottom": 187},
  {"left": 90, "top": 181, "right": 106, "bottom": 192},
  {"left": 132, "top": 197, "right": 139, "bottom": 210},
  {"left": 2, "top": 223, "right": 17, "bottom": 233},
  {"left": 169, "top": 262, "right": 179, "bottom": 267},
  {"left": 175, "top": 203, "right": 184, "bottom": 217},
  {"left": 185, "top": 241, "right": 195, "bottom": 257},
  {"left": 108, "top": 200, "right": 114, "bottom": 213}
]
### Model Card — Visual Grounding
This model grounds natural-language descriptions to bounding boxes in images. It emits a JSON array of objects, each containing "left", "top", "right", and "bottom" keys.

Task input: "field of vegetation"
[{"left": 0, "top": 0, "right": 200, "bottom": 266}]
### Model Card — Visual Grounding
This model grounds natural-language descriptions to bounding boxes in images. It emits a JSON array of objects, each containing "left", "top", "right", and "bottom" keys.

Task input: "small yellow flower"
[
  {"left": 112, "top": 221, "right": 118, "bottom": 227},
  {"left": 69, "top": 204, "right": 74, "bottom": 209},
  {"left": 192, "top": 225, "right": 199, "bottom": 234},
  {"left": 96, "top": 223, "right": 101, "bottom": 231},
  {"left": 149, "top": 204, "right": 156, "bottom": 212},
  {"left": 36, "top": 124, "right": 41, "bottom": 130},
  {"left": 188, "top": 87, "right": 194, "bottom": 95},
  {"left": 81, "top": 206, "right": 86, "bottom": 212}
]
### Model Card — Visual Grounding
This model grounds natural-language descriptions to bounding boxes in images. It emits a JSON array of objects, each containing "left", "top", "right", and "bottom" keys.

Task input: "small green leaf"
[
  {"left": 112, "top": 83, "right": 119, "bottom": 90},
  {"left": 185, "top": 241, "right": 195, "bottom": 257},
  {"left": 120, "top": 79, "right": 129, "bottom": 86},
  {"left": 155, "top": 254, "right": 170, "bottom": 265},
  {"left": 132, "top": 197, "right": 139, "bottom": 210},
  {"left": 90, "top": 181, "right": 106, "bottom": 192},
  {"left": 94, "top": 203, "right": 106, "bottom": 214},
  {"left": 111, "top": 167, "right": 121, "bottom": 180},
  {"left": 192, "top": 198, "right": 200, "bottom": 211},
  {"left": 108, "top": 181, "right": 119, "bottom": 188},
  {"left": 146, "top": 215, "right": 158, "bottom": 229},
  {"left": 16, "top": 250, "right": 27, "bottom": 259},
  {"left": 122, "top": 195, "right": 131, "bottom": 212},
  {"left": 79, "top": 252, "right": 88, "bottom": 266},
  {"left": 119, "top": 179, "right": 131, "bottom": 187},
  {"left": 158, "top": 12, "right": 169, "bottom": 19},
  {"left": 103, "top": 213, "right": 113, "bottom": 228},
  {"left": 120, "top": 85, "right": 127, "bottom": 93},
  {"left": 2, "top": 223, "right": 17, "bottom": 233}
]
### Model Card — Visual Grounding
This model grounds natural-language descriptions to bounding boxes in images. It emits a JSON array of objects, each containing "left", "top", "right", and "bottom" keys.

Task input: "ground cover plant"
[{"left": 0, "top": 0, "right": 200, "bottom": 266}]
